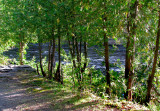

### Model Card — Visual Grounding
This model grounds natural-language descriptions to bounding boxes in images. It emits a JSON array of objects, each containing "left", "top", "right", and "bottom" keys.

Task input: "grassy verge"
[
  {"left": 16, "top": 72, "right": 121, "bottom": 110},
  {"left": 15, "top": 71, "right": 150, "bottom": 111}
]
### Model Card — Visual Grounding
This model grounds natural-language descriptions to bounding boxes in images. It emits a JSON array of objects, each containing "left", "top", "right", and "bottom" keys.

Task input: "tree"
[
  {"left": 145, "top": 7, "right": 160, "bottom": 105},
  {"left": 1, "top": 0, "right": 35, "bottom": 65},
  {"left": 125, "top": 0, "right": 138, "bottom": 101}
]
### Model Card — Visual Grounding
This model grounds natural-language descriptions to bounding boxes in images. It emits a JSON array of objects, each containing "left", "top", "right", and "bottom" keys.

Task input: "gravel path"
[{"left": 0, "top": 71, "right": 27, "bottom": 111}]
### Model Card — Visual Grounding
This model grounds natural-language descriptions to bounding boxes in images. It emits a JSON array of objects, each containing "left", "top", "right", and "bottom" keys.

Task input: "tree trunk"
[
  {"left": 125, "top": 13, "right": 131, "bottom": 80},
  {"left": 145, "top": 10, "right": 160, "bottom": 105},
  {"left": 103, "top": 14, "right": 110, "bottom": 94},
  {"left": 79, "top": 37, "right": 83, "bottom": 83},
  {"left": 36, "top": 63, "right": 40, "bottom": 75},
  {"left": 80, "top": 36, "right": 82, "bottom": 63},
  {"left": 104, "top": 30, "right": 110, "bottom": 94},
  {"left": 75, "top": 37, "right": 81, "bottom": 72},
  {"left": 68, "top": 37, "right": 82, "bottom": 87},
  {"left": 19, "top": 41, "right": 24, "bottom": 65},
  {"left": 81, "top": 42, "right": 87, "bottom": 73},
  {"left": 75, "top": 38, "right": 80, "bottom": 68},
  {"left": 48, "top": 36, "right": 56, "bottom": 80},
  {"left": 49, "top": 38, "right": 55, "bottom": 80},
  {"left": 48, "top": 40, "right": 52, "bottom": 73},
  {"left": 70, "top": 0, "right": 76, "bottom": 69},
  {"left": 72, "top": 37, "right": 77, "bottom": 68},
  {"left": 84, "top": 42, "right": 87, "bottom": 70},
  {"left": 125, "top": 1, "right": 138, "bottom": 101},
  {"left": 38, "top": 42, "right": 46, "bottom": 77},
  {"left": 75, "top": 37, "right": 83, "bottom": 89},
  {"left": 56, "top": 24, "right": 62, "bottom": 83}
]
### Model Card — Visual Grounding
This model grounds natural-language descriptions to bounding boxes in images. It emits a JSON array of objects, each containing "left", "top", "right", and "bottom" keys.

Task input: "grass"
[
  {"left": 16, "top": 72, "right": 122, "bottom": 111},
  {"left": 16, "top": 71, "right": 149, "bottom": 111}
]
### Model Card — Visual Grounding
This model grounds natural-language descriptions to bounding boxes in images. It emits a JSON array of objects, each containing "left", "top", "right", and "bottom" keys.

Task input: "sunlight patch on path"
[
  {"left": 21, "top": 102, "right": 52, "bottom": 111},
  {"left": 4, "top": 93, "right": 25, "bottom": 98}
]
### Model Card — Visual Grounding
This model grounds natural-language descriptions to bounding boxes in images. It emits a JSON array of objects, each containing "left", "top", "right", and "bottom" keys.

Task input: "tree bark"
[
  {"left": 19, "top": 41, "right": 24, "bottom": 65},
  {"left": 75, "top": 38, "right": 80, "bottom": 67},
  {"left": 75, "top": 38, "right": 81, "bottom": 82},
  {"left": 48, "top": 40, "right": 52, "bottom": 73},
  {"left": 38, "top": 42, "right": 46, "bottom": 77},
  {"left": 102, "top": 1, "right": 111, "bottom": 95},
  {"left": 81, "top": 42, "right": 87, "bottom": 73},
  {"left": 125, "top": 13, "right": 131, "bottom": 80},
  {"left": 36, "top": 63, "right": 40, "bottom": 75},
  {"left": 125, "top": 1, "right": 138, "bottom": 101},
  {"left": 80, "top": 36, "right": 82, "bottom": 63},
  {"left": 104, "top": 30, "right": 110, "bottom": 94},
  {"left": 145, "top": 11, "right": 160, "bottom": 105},
  {"left": 49, "top": 38, "right": 55, "bottom": 80},
  {"left": 56, "top": 24, "right": 62, "bottom": 83}
]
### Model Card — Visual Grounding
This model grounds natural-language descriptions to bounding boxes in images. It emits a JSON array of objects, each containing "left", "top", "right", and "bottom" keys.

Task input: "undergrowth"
[{"left": 17, "top": 69, "right": 149, "bottom": 111}]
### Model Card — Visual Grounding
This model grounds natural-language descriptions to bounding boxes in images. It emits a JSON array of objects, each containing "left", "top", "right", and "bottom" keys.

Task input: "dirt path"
[
  {"left": 0, "top": 71, "right": 25, "bottom": 110},
  {"left": 0, "top": 66, "right": 53, "bottom": 111},
  {"left": 0, "top": 66, "right": 120, "bottom": 111},
  {"left": 0, "top": 70, "right": 118, "bottom": 111},
  {"left": 0, "top": 71, "right": 29, "bottom": 111}
]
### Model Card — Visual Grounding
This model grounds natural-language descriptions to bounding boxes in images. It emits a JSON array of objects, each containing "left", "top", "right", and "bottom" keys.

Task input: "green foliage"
[
  {"left": 24, "top": 56, "right": 37, "bottom": 69},
  {"left": 1, "top": 0, "right": 160, "bottom": 108},
  {"left": 0, "top": 54, "right": 9, "bottom": 65},
  {"left": 148, "top": 102, "right": 160, "bottom": 111},
  {"left": 110, "top": 71, "right": 125, "bottom": 98}
]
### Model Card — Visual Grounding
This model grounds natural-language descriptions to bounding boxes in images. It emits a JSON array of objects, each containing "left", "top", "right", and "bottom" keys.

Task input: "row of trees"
[{"left": 1, "top": 0, "right": 160, "bottom": 105}]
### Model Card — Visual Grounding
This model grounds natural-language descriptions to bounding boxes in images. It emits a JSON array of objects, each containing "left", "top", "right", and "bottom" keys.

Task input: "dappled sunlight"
[
  {"left": 0, "top": 66, "right": 150, "bottom": 110},
  {"left": 22, "top": 102, "right": 52, "bottom": 111},
  {"left": 1, "top": 0, "right": 160, "bottom": 110},
  {"left": 4, "top": 93, "right": 25, "bottom": 98}
]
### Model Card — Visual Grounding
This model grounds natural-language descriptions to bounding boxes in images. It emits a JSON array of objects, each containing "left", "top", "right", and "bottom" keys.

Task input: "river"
[{"left": 3, "top": 42, "right": 126, "bottom": 73}]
